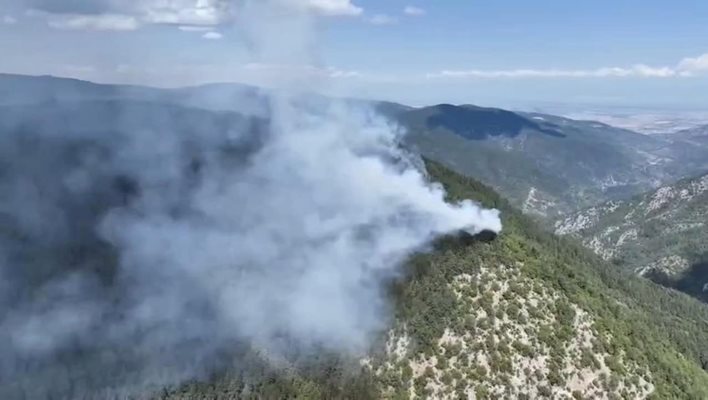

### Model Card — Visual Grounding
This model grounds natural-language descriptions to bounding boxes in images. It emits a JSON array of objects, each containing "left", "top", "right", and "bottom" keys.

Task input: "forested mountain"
[
  {"left": 660, "top": 125, "right": 708, "bottom": 148},
  {"left": 0, "top": 73, "right": 269, "bottom": 115},
  {"left": 394, "top": 105, "right": 708, "bottom": 217},
  {"left": 4, "top": 73, "right": 708, "bottom": 219},
  {"left": 555, "top": 173, "right": 708, "bottom": 303},
  {"left": 161, "top": 161, "right": 708, "bottom": 399}
]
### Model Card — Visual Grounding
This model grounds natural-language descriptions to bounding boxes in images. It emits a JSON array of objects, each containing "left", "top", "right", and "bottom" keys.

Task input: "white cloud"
[
  {"left": 677, "top": 53, "right": 708, "bottom": 74},
  {"left": 45, "top": 13, "right": 140, "bottom": 31},
  {"left": 243, "top": 62, "right": 361, "bottom": 79},
  {"left": 115, "top": 64, "right": 142, "bottom": 75},
  {"left": 427, "top": 54, "right": 708, "bottom": 80},
  {"left": 101, "top": 62, "right": 366, "bottom": 88},
  {"left": 367, "top": 14, "right": 398, "bottom": 26},
  {"left": 427, "top": 66, "right": 674, "bottom": 79},
  {"left": 326, "top": 68, "right": 362, "bottom": 78},
  {"left": 25, "top": 0, "right": 230, "bottom": 29},
  {"left": 61, "top": 64, "right": 97, "bottom": 74},
  {"left": 202, "top": 31, "right": 223, "bottom": 40},
  {"left": 139, "top": 0, "right": 229, "bottom": 26},
  {"left": 403, "top": 6, "right": 425, "bottom": 16},
  {"left": 2, "top": 15, "right": 17, "bottom": 25},
  {"left": 178, "top": 25, "right": 212, "bottom": 32},
  {"left": 306, "top": 0, "right": 363, "bottom": 16},
  {"left": 25, "top": 0, "right": 363, "bottom": 31}
]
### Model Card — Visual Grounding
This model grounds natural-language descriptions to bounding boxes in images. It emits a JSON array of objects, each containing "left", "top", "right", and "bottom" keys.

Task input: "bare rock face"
[
  {"left": 555, "top": 173, "right": 708, "bottom": 303},
  {"left": 366, "top": 264, "right": 655, "bottom": 399}
]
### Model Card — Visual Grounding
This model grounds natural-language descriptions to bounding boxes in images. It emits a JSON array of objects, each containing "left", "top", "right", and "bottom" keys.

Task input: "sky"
[{"left": 1, "top": 0, "right": 708, "bottom": 110}]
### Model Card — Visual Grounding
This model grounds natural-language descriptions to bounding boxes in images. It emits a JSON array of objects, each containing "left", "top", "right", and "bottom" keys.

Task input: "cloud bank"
[
  {"left": 21, "top": 0, "right": 363, "bottom": 30},
  {"left": 427, "top": 53, "right": 708, "bottom": 80}
]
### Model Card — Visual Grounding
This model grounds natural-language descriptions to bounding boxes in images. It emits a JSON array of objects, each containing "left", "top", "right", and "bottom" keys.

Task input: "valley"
[{"left": 556, "top": 173, "right": 708, "bottom": 303}]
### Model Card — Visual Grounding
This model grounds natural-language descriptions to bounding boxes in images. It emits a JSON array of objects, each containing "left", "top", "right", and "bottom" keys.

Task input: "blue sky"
[{"left": 1, "top": 0, "right": 707, "bottom": 109}]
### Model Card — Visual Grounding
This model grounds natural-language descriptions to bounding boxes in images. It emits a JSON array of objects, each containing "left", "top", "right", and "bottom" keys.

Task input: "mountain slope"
[
  {"left": 555, "top": 173, "right": 708, "bottom": 303},
  {"left": 661, "top": 124, "right": 708, "bottom": 148},
  {"left": 1, "top": 93, "right": 707, "bottom": 398},
  {"left": 162, "top": 161, "right": 708, "bottom": 400},
  {"left": 8, "top": 74, "right": 708, "bottom": 218},
  {"left": 5, "top": 74, "right": 708, "bottom": 219},
  {"left": 395, "top": 105, "right": 708, "bottom": 217},
  {"left": 0, "top": 73, "right": 269, "bottom": 115}
]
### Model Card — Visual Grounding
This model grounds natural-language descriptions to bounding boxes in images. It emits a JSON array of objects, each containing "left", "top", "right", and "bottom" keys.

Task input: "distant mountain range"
[
  {"left": 3, "top": 72, "right": 708, "bottom": 220},
  {"left": 0, "top": 73, "right": 271, "bottom": 115},
  {"left": 2, "top": 74, "right": 708, "bottom": 399},
  {"left": 165, "top": 163, "right": 708, "bottom": 399},
  {"left": 392, "top": 106, "right": 708, "bottom": 218},
  {"left": 555, "top": 173, "right": 708, "bottom": 303},
  {"left": 660, "top": 124, "right": 708, "bottom": 148}
]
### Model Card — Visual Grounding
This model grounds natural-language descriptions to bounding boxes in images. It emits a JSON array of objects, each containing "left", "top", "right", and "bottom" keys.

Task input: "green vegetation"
[
  {"left": 556, "top": 173, "right": 708, "bottom": 303},
  {"left": 414, "top": 160, "right": 708, "bottom": 398},
  {"left": 396, "top": 105, "right": 708, "bottom": 218},
  {"left": 161, "top": 160, "right": 708, "bottom": 399}
]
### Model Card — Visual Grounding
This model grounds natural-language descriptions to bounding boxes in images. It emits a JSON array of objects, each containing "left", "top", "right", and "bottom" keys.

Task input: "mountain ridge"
[
  {"left": 1, "top": 77, "right": 708, "bottom": 397},
  {"left": 555, "top": 172, "right": 708, "bottom": 303},
  {"left": 161, "top": 160, "right": 708, "bottom": 400},
  {"left": 5, "top": 73, "right": 708, "bottom": 219},
  {"left": 399, "top": 105, "right": 708, "bottom": 217}
]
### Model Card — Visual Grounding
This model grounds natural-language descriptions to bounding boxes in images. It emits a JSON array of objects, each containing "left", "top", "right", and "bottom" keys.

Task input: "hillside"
[
  {"left": 161, "top": 161, "right": 708, "bottom": 400},
  {"left": 0, "top": 80, "right": 707, "bottom": 397},
  {"left": 394, "top": 105, "right": 708, "bottom": 218},
  {"left": 661, "top": 125, "right": 708, "bottom": 148},
  {"left": 0, "top": 73, "right": 269, "bottom": 115},
  {"left": 4, "top": 74, "right": 708, "bottom": 219},
  {"left": 555, "top": 173, "right": 708, "bottom": 303}
]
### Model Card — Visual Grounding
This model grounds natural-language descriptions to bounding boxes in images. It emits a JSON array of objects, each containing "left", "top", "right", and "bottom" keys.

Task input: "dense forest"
[{"left": 159, "top": 161, "right": 708, "bottom": 399}]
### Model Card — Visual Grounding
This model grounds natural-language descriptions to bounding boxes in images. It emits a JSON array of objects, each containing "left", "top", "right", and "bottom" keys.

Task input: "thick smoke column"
[{"left": 0, "top": 0, "right": 501, "bottom": 398}]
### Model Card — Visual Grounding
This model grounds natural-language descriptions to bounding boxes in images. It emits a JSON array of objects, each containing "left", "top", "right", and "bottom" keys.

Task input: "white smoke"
[
  {"left": 99, "top": 97, "right": 501, "bottom": 352},
  {"left": 0, "top": 0, "right": 501, "bottom": 397}
]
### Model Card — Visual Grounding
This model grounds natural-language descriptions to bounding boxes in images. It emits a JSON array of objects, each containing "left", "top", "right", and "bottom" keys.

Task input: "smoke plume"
[{"left": 0, "top": 1, "right": 501, "bottom": 398}]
